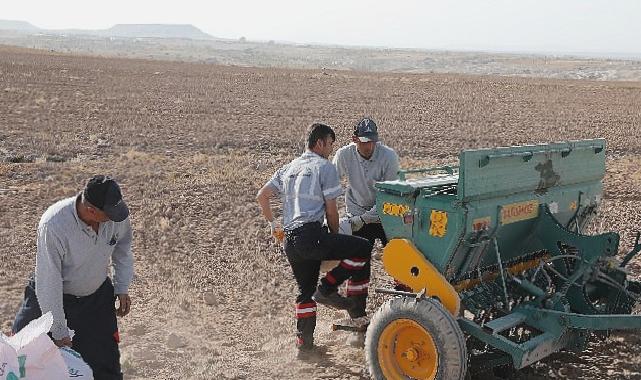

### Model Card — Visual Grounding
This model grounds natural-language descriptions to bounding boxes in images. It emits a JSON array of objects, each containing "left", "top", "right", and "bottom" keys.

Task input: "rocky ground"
[{"left": 1, "top": 45, "right": 641, "bottom": 379}]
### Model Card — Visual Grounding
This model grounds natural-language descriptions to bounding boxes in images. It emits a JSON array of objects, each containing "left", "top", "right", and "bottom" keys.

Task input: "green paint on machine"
[{"left": 372, "top": 139, "right": 641, "bottom": 374}]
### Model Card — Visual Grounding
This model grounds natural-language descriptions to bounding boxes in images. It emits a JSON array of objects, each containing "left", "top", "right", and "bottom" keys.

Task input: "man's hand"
[
  {"left": 54, "top": 336, "right": 73, "bottom": 347},
  {"left": 350, "top": 215, "right": 365, "bottom": 232},
  {"left": 270, "top": 220, "right": 284, "bottom": 243},
  {"left": 116, "top": 294, "right": 131, "bottom": 317}
]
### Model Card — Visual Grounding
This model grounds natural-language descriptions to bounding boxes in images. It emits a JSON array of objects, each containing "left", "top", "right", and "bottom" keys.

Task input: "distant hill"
[
  {"left": 0, "top": 20, "right": 40, "bottom": 31},
  {"left": 1, "top": 20, "right": 639, "bottom": 82},
  {"left": 0, "top": 20, "right": 214, "bottom": 40},
  {"left": 104, "top": 24, "right": 213, "bottom": 40}
]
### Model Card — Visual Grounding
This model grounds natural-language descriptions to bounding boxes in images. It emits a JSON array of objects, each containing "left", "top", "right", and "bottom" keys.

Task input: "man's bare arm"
[
  {"left": 325, "top": 198, "right": 339, "bottom": 234},
  {"left": 256, "top": 183, "right": 278, "bottom": 222}
]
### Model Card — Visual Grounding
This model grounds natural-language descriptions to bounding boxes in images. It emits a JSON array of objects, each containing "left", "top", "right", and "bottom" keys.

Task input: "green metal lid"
[
  {"left": 376, "top": 172, "right": 459, "bottom": 196},
  {"left": 458, "top": 139, "right": 606, "bottom": 201}
]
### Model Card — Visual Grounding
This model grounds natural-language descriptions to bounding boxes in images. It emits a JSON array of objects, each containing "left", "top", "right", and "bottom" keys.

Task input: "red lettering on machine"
[{"left": 500, "top": 200, "right": 539, "bottom": 225}]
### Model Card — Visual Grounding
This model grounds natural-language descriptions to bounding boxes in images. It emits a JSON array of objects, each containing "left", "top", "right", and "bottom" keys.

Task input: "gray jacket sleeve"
[
  {"left": 111, "top": 218, "right": 134, "bottom": 294},
  {"left": 361, "top": 149, "right": 400, "bottom": 224},
  {"left": 332, "top": 151, "right": 345, "bottom": 180},
  {"left": 35, "top": 223, "right": 69, "bottom": 340}
]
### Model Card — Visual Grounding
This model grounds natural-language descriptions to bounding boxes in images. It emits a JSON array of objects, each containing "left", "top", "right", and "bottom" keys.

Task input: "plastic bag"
[
  {"left": 3, "top": 312, "right": 67, "bottom": 380},
  {"left": 0, "top": 336, "right": 20, "bottom": 380},
  {"left": 59, "top": 348, "right": 93, "bottom": 380}
]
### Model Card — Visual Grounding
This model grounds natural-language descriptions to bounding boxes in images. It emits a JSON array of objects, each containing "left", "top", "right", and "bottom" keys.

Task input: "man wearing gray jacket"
[
  {"left": 13, "top": 175, "right": 133, "bottom": 380},
  {"left": 332, "top": 117, "right": 400, "bottom": 333},
  {"left": 333, "top": 117, "right": 400, "bottom": 247}
]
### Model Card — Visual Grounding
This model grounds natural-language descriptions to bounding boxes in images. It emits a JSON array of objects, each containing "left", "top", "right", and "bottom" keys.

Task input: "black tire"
[{"left": 365, "top": 297, "right": 468, "bottom": 380}]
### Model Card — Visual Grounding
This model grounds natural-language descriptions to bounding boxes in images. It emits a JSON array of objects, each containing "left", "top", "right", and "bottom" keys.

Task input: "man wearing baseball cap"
[
  {"left": 13, "top": 175, "right": 134, "bottom": 380},
  {"left": 334, "top": 117, "right": 400, "bottom": 245},
  {"left": 332, "top": 117, "right": 400, "bottom": 343},
  {"left": 257, "top": 123, "right": 373, "bottom": 355}
]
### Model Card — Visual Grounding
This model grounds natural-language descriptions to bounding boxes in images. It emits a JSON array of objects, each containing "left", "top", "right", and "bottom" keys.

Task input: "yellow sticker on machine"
[
  {"left": 429, "top": 210, "right": 448, "bottom": 237},
  {"left": 500, "top": 200, "right": 539, "bottom": 225},
  {"left": 383, "top": 203, "right": 410, "bottom": 217}
]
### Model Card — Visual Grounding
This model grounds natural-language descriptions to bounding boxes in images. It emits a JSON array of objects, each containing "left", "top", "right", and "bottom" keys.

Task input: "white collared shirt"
[
  {"left": 268, "top": 151, "right": 342, "bottom": 231},
  {"left": 333, "top": 142, "right": 400, "bottom": 223},
  {"left": 35, "top": 195, "right": 134, "bottom": 339}
]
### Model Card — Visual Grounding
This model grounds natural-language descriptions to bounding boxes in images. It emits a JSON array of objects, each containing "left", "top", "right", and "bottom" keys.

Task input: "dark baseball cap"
[
  {"left": 354, "top": 117, "right": 379, "bottom": 142},
  {"left": 83, "top": 175, "right": 129, "bottom": 222}
]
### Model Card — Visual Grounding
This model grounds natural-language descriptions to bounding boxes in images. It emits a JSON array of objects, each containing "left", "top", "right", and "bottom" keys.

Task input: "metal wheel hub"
[
  {"left": 403, "top": 347, "right": 419, "bottom": 362},
  {"left": 378, "top": 318, "right": 439, "bottom": 380}
]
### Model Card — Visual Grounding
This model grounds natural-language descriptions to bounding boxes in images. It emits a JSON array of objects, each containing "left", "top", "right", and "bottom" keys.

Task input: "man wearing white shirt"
[
  {"left": 257, "top": 123, "right": 373, "bottom": 354},
  {"left": 332, "top": 117, "right": 400, "bottom": 328},
  {"left": 13, "top": 175, "right": 133, "bottom": 380}
]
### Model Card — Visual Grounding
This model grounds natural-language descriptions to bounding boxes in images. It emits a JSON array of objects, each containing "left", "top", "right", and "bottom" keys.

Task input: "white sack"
[
  {"left": 4, "top": 312, "right": 67, "bottom": 380},
  {"left": 0, "top": 336, "right": 20, "bottom": 380},
  {"left": 59, "top": 347, "right": 93, "bottom": 380}
]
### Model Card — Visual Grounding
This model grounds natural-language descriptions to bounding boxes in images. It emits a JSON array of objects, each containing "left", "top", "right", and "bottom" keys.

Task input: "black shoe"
[
  {"left": 312, "top": 288, "right": 353, "bottom": 310},
  {"left": 296, "top": 336, "right": 317, "bottom": 359},
  {"left": 296, "top": 348, "right": 317, "bottom": 360},
  {"left": 347, "top": 294, "right": 368, "bottom": 319},
  {"left": 296, "top": 335, "right": 313, "bottom": 349}
]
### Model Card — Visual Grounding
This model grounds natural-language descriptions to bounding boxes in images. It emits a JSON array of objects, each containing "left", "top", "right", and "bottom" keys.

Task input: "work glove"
[
  {"left": 349, "top": 215, "right": 365, "bottom": 232},
  {"left": 338, "top": 217, "right": 352, "bottom": 235},
  {"left": 270, "top": 220, "right": 285, "bottom": 243}
]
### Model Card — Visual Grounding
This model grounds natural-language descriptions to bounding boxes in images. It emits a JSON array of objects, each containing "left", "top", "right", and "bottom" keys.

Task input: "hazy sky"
[{"left": 4, "top": 0, "right": 641, "bottom": 56}]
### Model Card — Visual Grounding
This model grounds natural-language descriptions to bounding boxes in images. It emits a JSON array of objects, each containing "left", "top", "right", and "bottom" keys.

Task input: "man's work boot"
[
  {"left": 312, "top": 287, "right": 353, "bottom": 310},
  {"left": 346, "top": 294, "right": 368, "bottom": 318},
  {"left": 296, "top": 334, "right": 314, "bottom": 349},
  {"left": 295, "top": 321, "right": 315, "bottom": 357},
  {"left": 296, "top": 337, "right": 315, "bottom": 359}
]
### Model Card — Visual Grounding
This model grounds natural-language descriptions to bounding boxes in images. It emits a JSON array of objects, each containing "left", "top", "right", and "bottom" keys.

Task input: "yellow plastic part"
[
  {"left": 382, "top": 239, "right": 460, "bottom": 316},
  {"left": 378, "top": 318, "right": 439, "bottom": 380}
]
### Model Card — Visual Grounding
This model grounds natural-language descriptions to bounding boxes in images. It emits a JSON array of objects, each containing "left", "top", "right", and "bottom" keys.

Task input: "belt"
[
  {"left": 63, "top": 278, "right": 111, "bottom": 301},
  {"left": 285, "top": 221, "right": 321, "bottom": 237}
]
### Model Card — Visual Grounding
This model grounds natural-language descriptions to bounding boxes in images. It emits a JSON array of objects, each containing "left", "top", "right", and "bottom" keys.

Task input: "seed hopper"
[{"left": 365, "top": 139, "right": 641, "bottom": 379}]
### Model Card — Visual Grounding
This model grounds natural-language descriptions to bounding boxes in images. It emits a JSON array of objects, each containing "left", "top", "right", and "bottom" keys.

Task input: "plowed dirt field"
[{"left": 1, "top": 45, "right": 641, "bottom": 379}]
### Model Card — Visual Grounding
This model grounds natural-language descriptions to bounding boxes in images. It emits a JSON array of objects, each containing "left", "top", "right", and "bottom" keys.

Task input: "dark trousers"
[
  {"left": 355, "top": 222, "right": 409, "bottom": 291},
  {"left": 346, "top": 222, "right": 389, "bottom": 318},
  {"left": 284, "top": 222, "right": 373, "bottom": 341},
  {"left": 354, "top": 222, "right": 388, "bottom": 247},
  {"left": 13, "top": 277, "right": 122, "bottom": 380}
]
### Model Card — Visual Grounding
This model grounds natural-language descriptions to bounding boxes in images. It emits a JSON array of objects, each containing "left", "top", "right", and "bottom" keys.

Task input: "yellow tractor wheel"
[{"left": 365, "top": 297, "right": 467, "bottom": 380}]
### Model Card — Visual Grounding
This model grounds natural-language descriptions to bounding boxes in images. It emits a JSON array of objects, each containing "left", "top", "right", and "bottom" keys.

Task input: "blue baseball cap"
[{"left": 354, "top": 117, "right": 379, "bottom": 142}]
